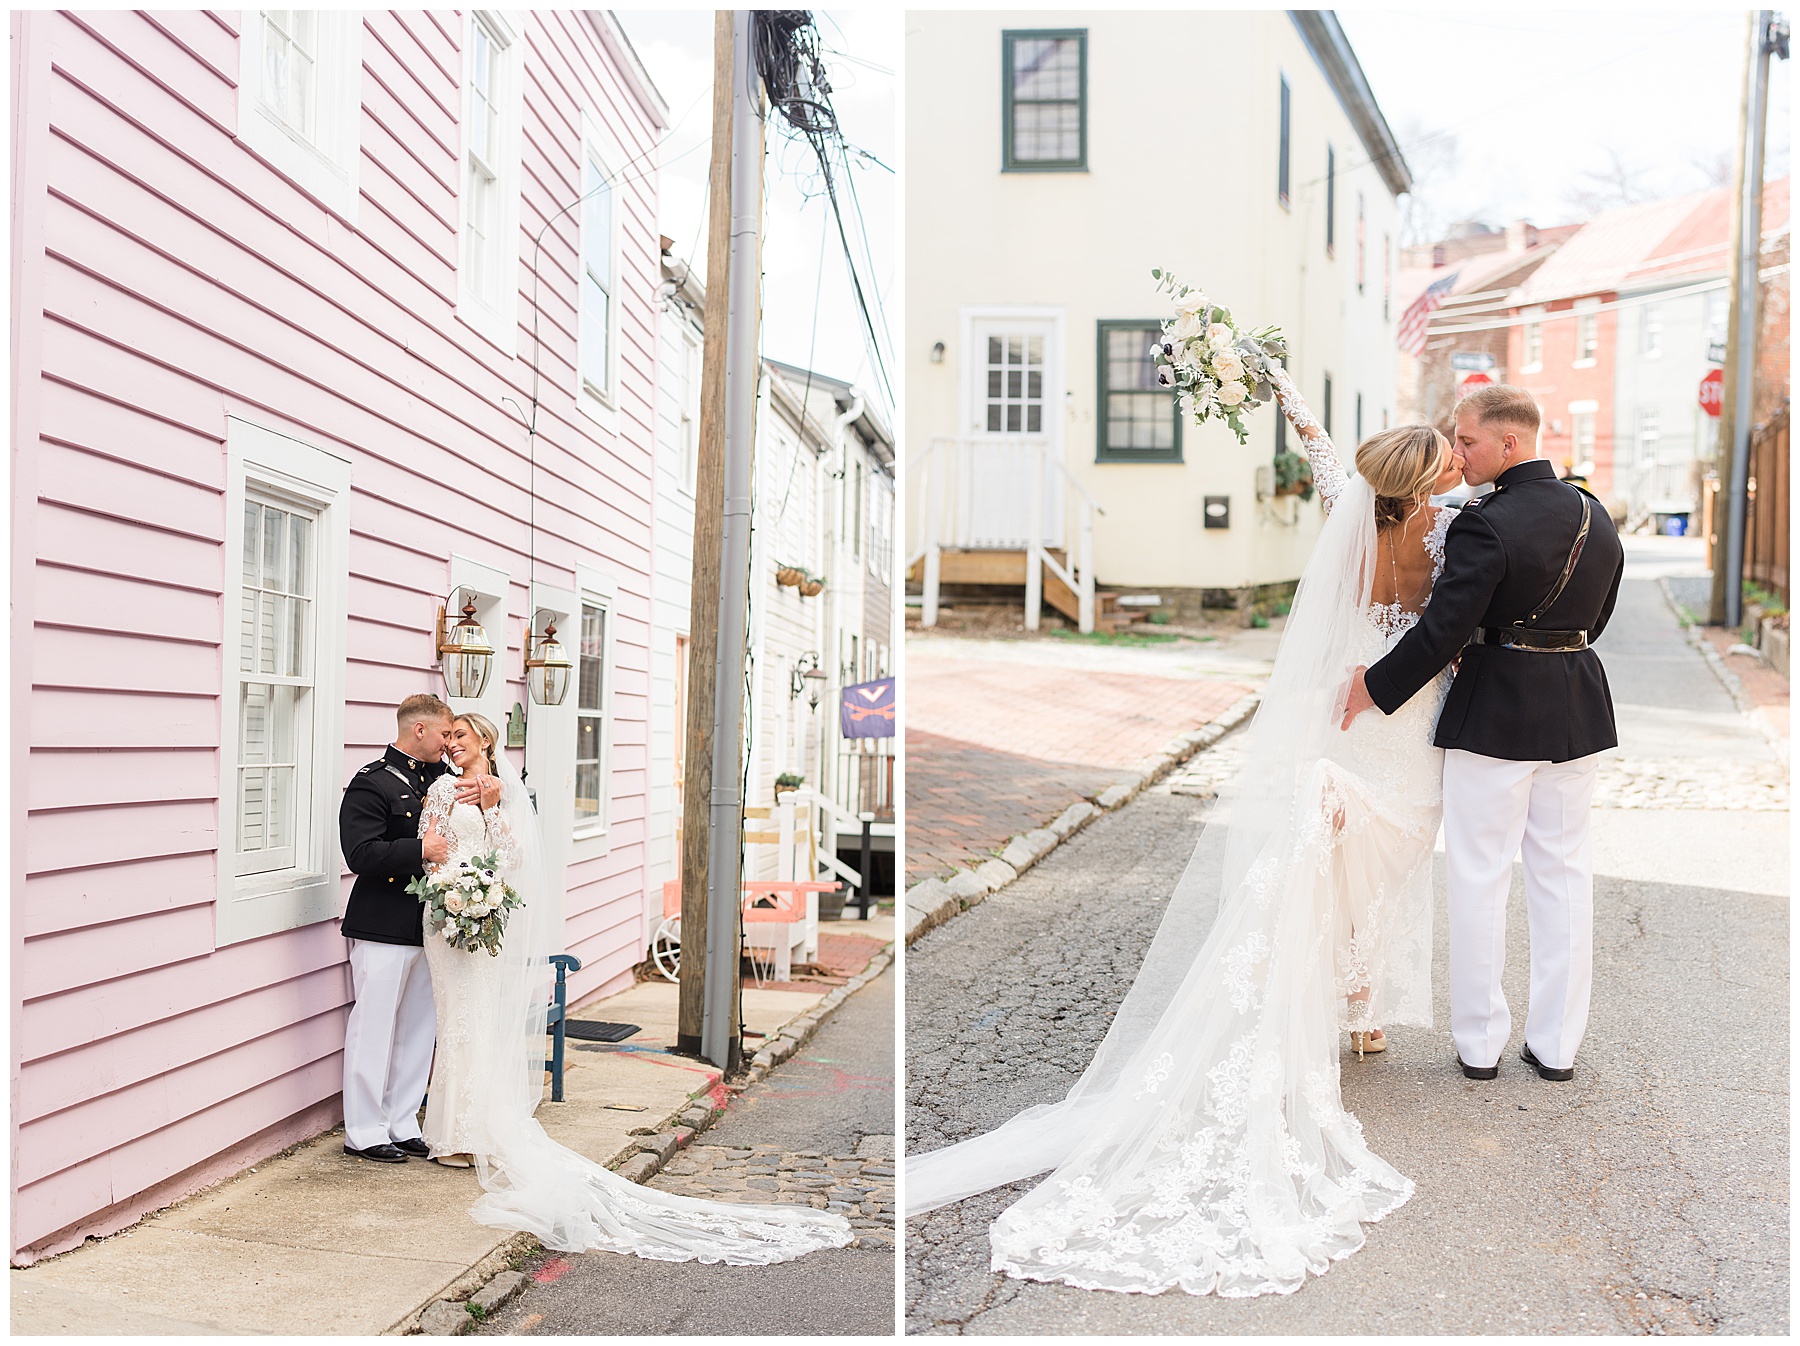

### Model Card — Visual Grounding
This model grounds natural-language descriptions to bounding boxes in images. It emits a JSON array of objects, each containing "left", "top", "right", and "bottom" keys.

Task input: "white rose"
[
  {"left": 1172, "top": 309, "right": 1203, "bottom": 342},
  {"left": 1212, "top": 350, "right": 1245, "bottom": 383},
  {"left": 1177, "top": 289, "right": 1209, "bottom": 315},
  {"left": 1217, "top": 380, "right": 1248, "bottom": 407},
  {"left": 445, "top": 892, "right": 465, "bottom": 915},
  {"left": 1206, "top": 323, "right": 1234, "bottom": 349}
]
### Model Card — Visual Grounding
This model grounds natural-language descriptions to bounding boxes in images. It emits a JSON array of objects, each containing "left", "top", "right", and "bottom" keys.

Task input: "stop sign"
[
  {"left": 1458, "top": 370, "right": 1494, "bottom": 395},
  {"left": 1699, "top": 367, "right": 1724, "bottom": 417}
]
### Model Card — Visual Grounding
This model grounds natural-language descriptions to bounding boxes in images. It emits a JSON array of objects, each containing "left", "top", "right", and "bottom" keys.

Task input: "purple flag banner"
[{"left": 839, "top": 677, "right": 895, "bottom": 740}]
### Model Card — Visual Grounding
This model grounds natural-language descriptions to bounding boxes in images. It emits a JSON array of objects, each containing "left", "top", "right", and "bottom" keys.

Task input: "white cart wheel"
[{"left": 650, "top": 915, "right": 681, "bottom": 982}]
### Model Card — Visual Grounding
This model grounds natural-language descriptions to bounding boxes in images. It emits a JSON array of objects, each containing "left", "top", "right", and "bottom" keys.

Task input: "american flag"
[{"left": 1397, "top": 272, "right": 1459, "bottom": 356}]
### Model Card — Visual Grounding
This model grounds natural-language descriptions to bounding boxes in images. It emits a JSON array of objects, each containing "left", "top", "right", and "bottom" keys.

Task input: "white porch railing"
[{"left": 906, "top": 436, "right": 1103, "bottom": 633}]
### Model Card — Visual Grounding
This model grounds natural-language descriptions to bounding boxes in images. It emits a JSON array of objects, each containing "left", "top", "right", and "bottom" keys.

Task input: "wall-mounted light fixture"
[
  {"left": 524, "top": 612, "right": 573, "bottom": 706},
  {"left": 436, "top": 591, "right": 495, "bottom": 699},
  {"left": 929, "top": 341, "right": 946, "bottom": 364},
  {"left": 790, "top": 651, "right": 828, "bottom": 709}
]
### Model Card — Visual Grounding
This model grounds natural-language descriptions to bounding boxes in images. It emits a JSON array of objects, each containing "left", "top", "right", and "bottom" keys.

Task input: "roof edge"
[
  {"left": 592, "top": 11, "right": 671, "bottom": 130},
  {"left": 1288, "top": 12, "right": 1411, "bottom": 199}
]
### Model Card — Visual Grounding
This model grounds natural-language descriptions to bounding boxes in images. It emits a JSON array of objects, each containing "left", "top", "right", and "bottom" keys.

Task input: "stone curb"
[
  {"left": 905, "top": 691, "right": 1262, "bottom": 946},
  {"left": 405, "top": 942, "right": 893, "bottom": 1332},
  {"left": 1658, "top": 577, "right": 1789, "bottom": 765}
]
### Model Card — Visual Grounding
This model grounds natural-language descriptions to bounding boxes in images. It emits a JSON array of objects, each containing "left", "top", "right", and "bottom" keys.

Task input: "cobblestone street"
[
  {"left": 477, "top": 965, "right": 896, "bottom": 1335},
  {"left": 654, "top": 1138, "right": 895, "bottom": 1247},
  {"left": 906, "top": 541, "right": 1788, "bottom": 1335}
]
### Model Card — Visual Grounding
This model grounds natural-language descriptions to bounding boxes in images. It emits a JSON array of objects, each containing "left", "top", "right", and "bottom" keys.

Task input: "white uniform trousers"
[
  {"left": 342, "top": 939, "right": 436, "bottom": 1151},
  {"left": 1443, "top": 749, "right": 1601, "bottom": 1072}
]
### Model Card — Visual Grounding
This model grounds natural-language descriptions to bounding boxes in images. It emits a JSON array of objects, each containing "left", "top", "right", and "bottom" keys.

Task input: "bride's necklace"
[{"left": 1383, "top": 503, "right": 1432, "bottom": 611}]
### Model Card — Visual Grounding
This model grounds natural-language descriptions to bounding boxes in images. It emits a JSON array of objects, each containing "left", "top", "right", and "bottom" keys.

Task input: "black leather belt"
[{"left": 1475, "top": 627, "right": 1589, "bottom": 652}]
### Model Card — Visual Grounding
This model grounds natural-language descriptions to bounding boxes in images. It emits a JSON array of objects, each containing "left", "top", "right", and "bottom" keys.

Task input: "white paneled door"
[{"left": 960, "top": 313, "right": 1064, "bottom": 550}]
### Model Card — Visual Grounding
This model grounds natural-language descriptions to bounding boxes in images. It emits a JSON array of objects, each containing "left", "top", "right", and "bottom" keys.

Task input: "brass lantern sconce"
[
  {"left": 524, "top": 611, "right": 573, "bottom": 706},
  {"left": 436, "top": 590, "right": 495, "bottom": 700}
]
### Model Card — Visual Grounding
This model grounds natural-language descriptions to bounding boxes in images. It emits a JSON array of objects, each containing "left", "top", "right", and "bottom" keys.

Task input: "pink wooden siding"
[{"left": 12, "top": 10, "right": 665, "bottom": 1260}]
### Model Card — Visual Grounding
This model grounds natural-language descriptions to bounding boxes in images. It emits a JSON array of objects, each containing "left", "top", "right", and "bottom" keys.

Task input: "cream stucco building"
[{"left": 907, "top": 10, "right": 1410, "bottom": 618}]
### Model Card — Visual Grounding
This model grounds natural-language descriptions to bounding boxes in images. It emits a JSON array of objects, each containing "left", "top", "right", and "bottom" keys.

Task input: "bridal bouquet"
[
  {"left": 1150, "top": 269, "right": 1289, "bottom": 445},
  {"left": 407, "top": 850, "right": 521, "bottom": 955}
]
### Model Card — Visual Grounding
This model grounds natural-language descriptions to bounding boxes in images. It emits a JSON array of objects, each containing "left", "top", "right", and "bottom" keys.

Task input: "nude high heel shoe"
[{"left": 1350, "top": 1029, "right": 1386, "bottom": 1058}]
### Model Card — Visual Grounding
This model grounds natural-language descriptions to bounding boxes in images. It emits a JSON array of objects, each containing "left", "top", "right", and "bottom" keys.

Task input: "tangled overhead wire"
[
  {"left": 754, "top": 10, "right": 839, "bottom": 139},
  {"left": 750, "top": 9, "right": 893, "bottom": 407}
]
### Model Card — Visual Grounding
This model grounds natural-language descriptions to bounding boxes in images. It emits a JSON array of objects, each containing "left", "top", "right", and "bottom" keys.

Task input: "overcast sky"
[
  {"left": 1338, "top": 8, "right": 1792, "bottom": 237},
  {"left": 615, "top": 10, "right": 898, "bottom": 419}
]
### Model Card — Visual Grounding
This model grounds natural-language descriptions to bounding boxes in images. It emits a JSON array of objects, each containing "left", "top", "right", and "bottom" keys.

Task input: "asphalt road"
[
  {"left": 905, "top": 566, "right": 1788, "bottom": 1335},
  {"left": 479, "top": 963, "right": 896, "bottom": 1336}
]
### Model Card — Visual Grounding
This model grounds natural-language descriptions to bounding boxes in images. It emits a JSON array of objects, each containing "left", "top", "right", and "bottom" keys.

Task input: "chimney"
[{"left": 1505, "top": 219, "right": 1537, "bottom": 253}]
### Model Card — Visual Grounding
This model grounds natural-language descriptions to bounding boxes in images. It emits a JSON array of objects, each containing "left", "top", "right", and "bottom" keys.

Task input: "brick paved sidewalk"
[{"left": 906, "top": 653, "right": 1251, "bottom": 885}]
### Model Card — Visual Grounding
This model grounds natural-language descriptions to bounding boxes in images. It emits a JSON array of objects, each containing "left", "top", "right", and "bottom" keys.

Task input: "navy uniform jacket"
[
  {"left": 339, "top": 745, "right": 447, "bottom": 945},
  {"left": 1365, "top": 458, "right": 1626, "bottom": 764}
]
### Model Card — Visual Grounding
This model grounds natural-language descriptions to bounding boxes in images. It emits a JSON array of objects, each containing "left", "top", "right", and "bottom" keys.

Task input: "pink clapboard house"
[{"left": 10, "top": 9, "right": 672, "bottom": 1262}]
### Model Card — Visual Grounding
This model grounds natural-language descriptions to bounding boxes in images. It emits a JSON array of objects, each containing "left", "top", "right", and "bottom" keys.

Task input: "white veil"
[
  {"left": 907, "top": 476, "right": 1426, "bottom": 1295},
  {"left": 458, "top": 752, "right": 854, "bottom": 1263}
]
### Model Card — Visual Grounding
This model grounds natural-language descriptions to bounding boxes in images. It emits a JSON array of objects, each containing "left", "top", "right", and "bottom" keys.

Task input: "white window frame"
[
  {"left": 869, "top": 467, "right": 893, "bottom": 585},
  {"left": 571, "top": 565, "right": 618, "bottom": 850},
  {"left": 576, "top": 110, "right": 625, "bottom": 431},
  {"left": 234, "top": 9, "right": 363, "bottom": 224},
  {"left": 455, "top": 9, "right": 524, "bottom": 355},
  {"left": 1641, "top": 302, "right": 1663, "bottom": 359},
  {"left": 1521, "top": 306, "right": 1545, "bottom": 372},
  {"left": 1636, "top": 405, "right": 1661, "bottom": 466},
  {"left": 677, "top": 326, "right": 700, "bottom": 495},
  {"left": 1573, "top": 298, "right": 1600, "bottom": 368},
  {"left": 1569, "top": 399, "right": 1599, "bottom": 475},
  {"left": 217, "top": 417, "right": 351, "bottom": 947}
]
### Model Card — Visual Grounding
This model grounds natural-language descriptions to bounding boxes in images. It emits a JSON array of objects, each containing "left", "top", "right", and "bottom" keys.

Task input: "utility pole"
[
  {"left": 677, "top": 12, "right": 764, "bottom": 1071},
  {"left": 1712, "top": 11, "right": 1786, "bottom": 628}
]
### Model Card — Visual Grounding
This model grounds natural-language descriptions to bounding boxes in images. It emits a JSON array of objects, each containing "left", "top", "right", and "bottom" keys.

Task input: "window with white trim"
[
  {"left": 236, "top": 497, "right": 315, "bottom": 875},
  {"left": 218, "top": 419, "right": 350, "bottom": 946},
  {"left": 1640, "top": 303, "right": 1663, "bottom": 358},
  {"left": 1636, "top": 405, "right": 1660, "bottom": 466},
  {"left": 1575, "top": 308, "right": 1599, "bottom": 365},
  {"left": 869, "top": 469, "right": 892, "bottom": 586},
  {"left": 573, "top": 600, "right": 609, "bottom": 835},
  {"left": 1572, "top": 408, "right": 1597, "bottom": 472},
  {"left": 677, "top": 328, "right": 700, "bottom": 492},
  {"left": 578, "top": 148, "right": 615, "bottom": 400},
  {"left": 456, "top": 10, "right": 523, "bottom": 352},
  {"left": 1522, "top": 314, "right": 1544, "bottom": 370},
  {"left": 260, "top": 11, "right": 319, "bottom": 140},
  {"left": 235, "top": 9, "right": 362, "bottom": 222}
]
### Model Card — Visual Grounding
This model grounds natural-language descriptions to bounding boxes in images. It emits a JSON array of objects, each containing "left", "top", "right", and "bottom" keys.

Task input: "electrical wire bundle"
[{"left": 751, "top": 10, "right": 894, "bottom": 408}]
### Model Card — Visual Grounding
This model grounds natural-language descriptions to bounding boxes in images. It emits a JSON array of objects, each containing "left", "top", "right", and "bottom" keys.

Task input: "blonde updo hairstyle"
[
  {"left": 452, "top": 712, "right": 501, "bottom": 774},
  {"left": 1355, "top": 425, "right": 1451, "bottom": 531}
]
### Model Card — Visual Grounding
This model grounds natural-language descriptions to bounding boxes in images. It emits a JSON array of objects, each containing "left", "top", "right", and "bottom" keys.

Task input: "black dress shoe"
[
  {"left": 1521, "top": 1043, "right": 1575, "bottom": 1081},
  {"left": 1457, "top": 1053, "right": 1499, "bottom": 1080},
  {"left": 343, "top": 1142, "right": 409, "bottom": 1163},
  {"left": 392, "top": 1137, "right": 431, "bottom": 1158}
]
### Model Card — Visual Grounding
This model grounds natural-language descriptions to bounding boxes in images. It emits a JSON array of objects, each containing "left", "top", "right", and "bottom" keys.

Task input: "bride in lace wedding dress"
[
  {"left": 417, "top": 713, "right": 853, "bottom": 1264},
  {"left": 906, "top": 375, "right": 1466, "bottom": 1297}
]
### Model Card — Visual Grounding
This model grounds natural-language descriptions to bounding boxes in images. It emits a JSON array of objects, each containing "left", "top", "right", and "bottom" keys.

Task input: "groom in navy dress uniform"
[
  {"left": 1343, "top": 385, "right": 1625, "bottom": 1084},
  {"left": 338, "top": 693, "right": 499, "bottom": 1162}
]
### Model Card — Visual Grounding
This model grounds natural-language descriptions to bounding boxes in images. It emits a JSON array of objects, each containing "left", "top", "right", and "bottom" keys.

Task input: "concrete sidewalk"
[{"left": 10, "top": 912, "right": 894, "bottom": 1337}]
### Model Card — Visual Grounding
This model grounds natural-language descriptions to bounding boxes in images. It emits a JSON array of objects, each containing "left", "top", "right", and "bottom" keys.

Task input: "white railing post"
[
  {"left": 1024, "top": 443, "right": 1043, "bottom": 630},
  {"left": 1079, "top": 494, "right": 1096, "bottom": 634},
  {"left": 922, "top": 444, "right": 941, "bottom": 627},
  {"left": 777, "top": 795, "right": 796, "bottom": 882}
]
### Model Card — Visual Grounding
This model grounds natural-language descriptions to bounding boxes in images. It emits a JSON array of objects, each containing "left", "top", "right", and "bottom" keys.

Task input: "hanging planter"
[
  {"left": 1272, "top": 451, "right": 1316, "bottom": 501},
  {"left": 800, "top": 574, "right": 825, "bottom": 597},
  {"left": 776, "top": 564, "right": 805, "bottom": 587}
]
